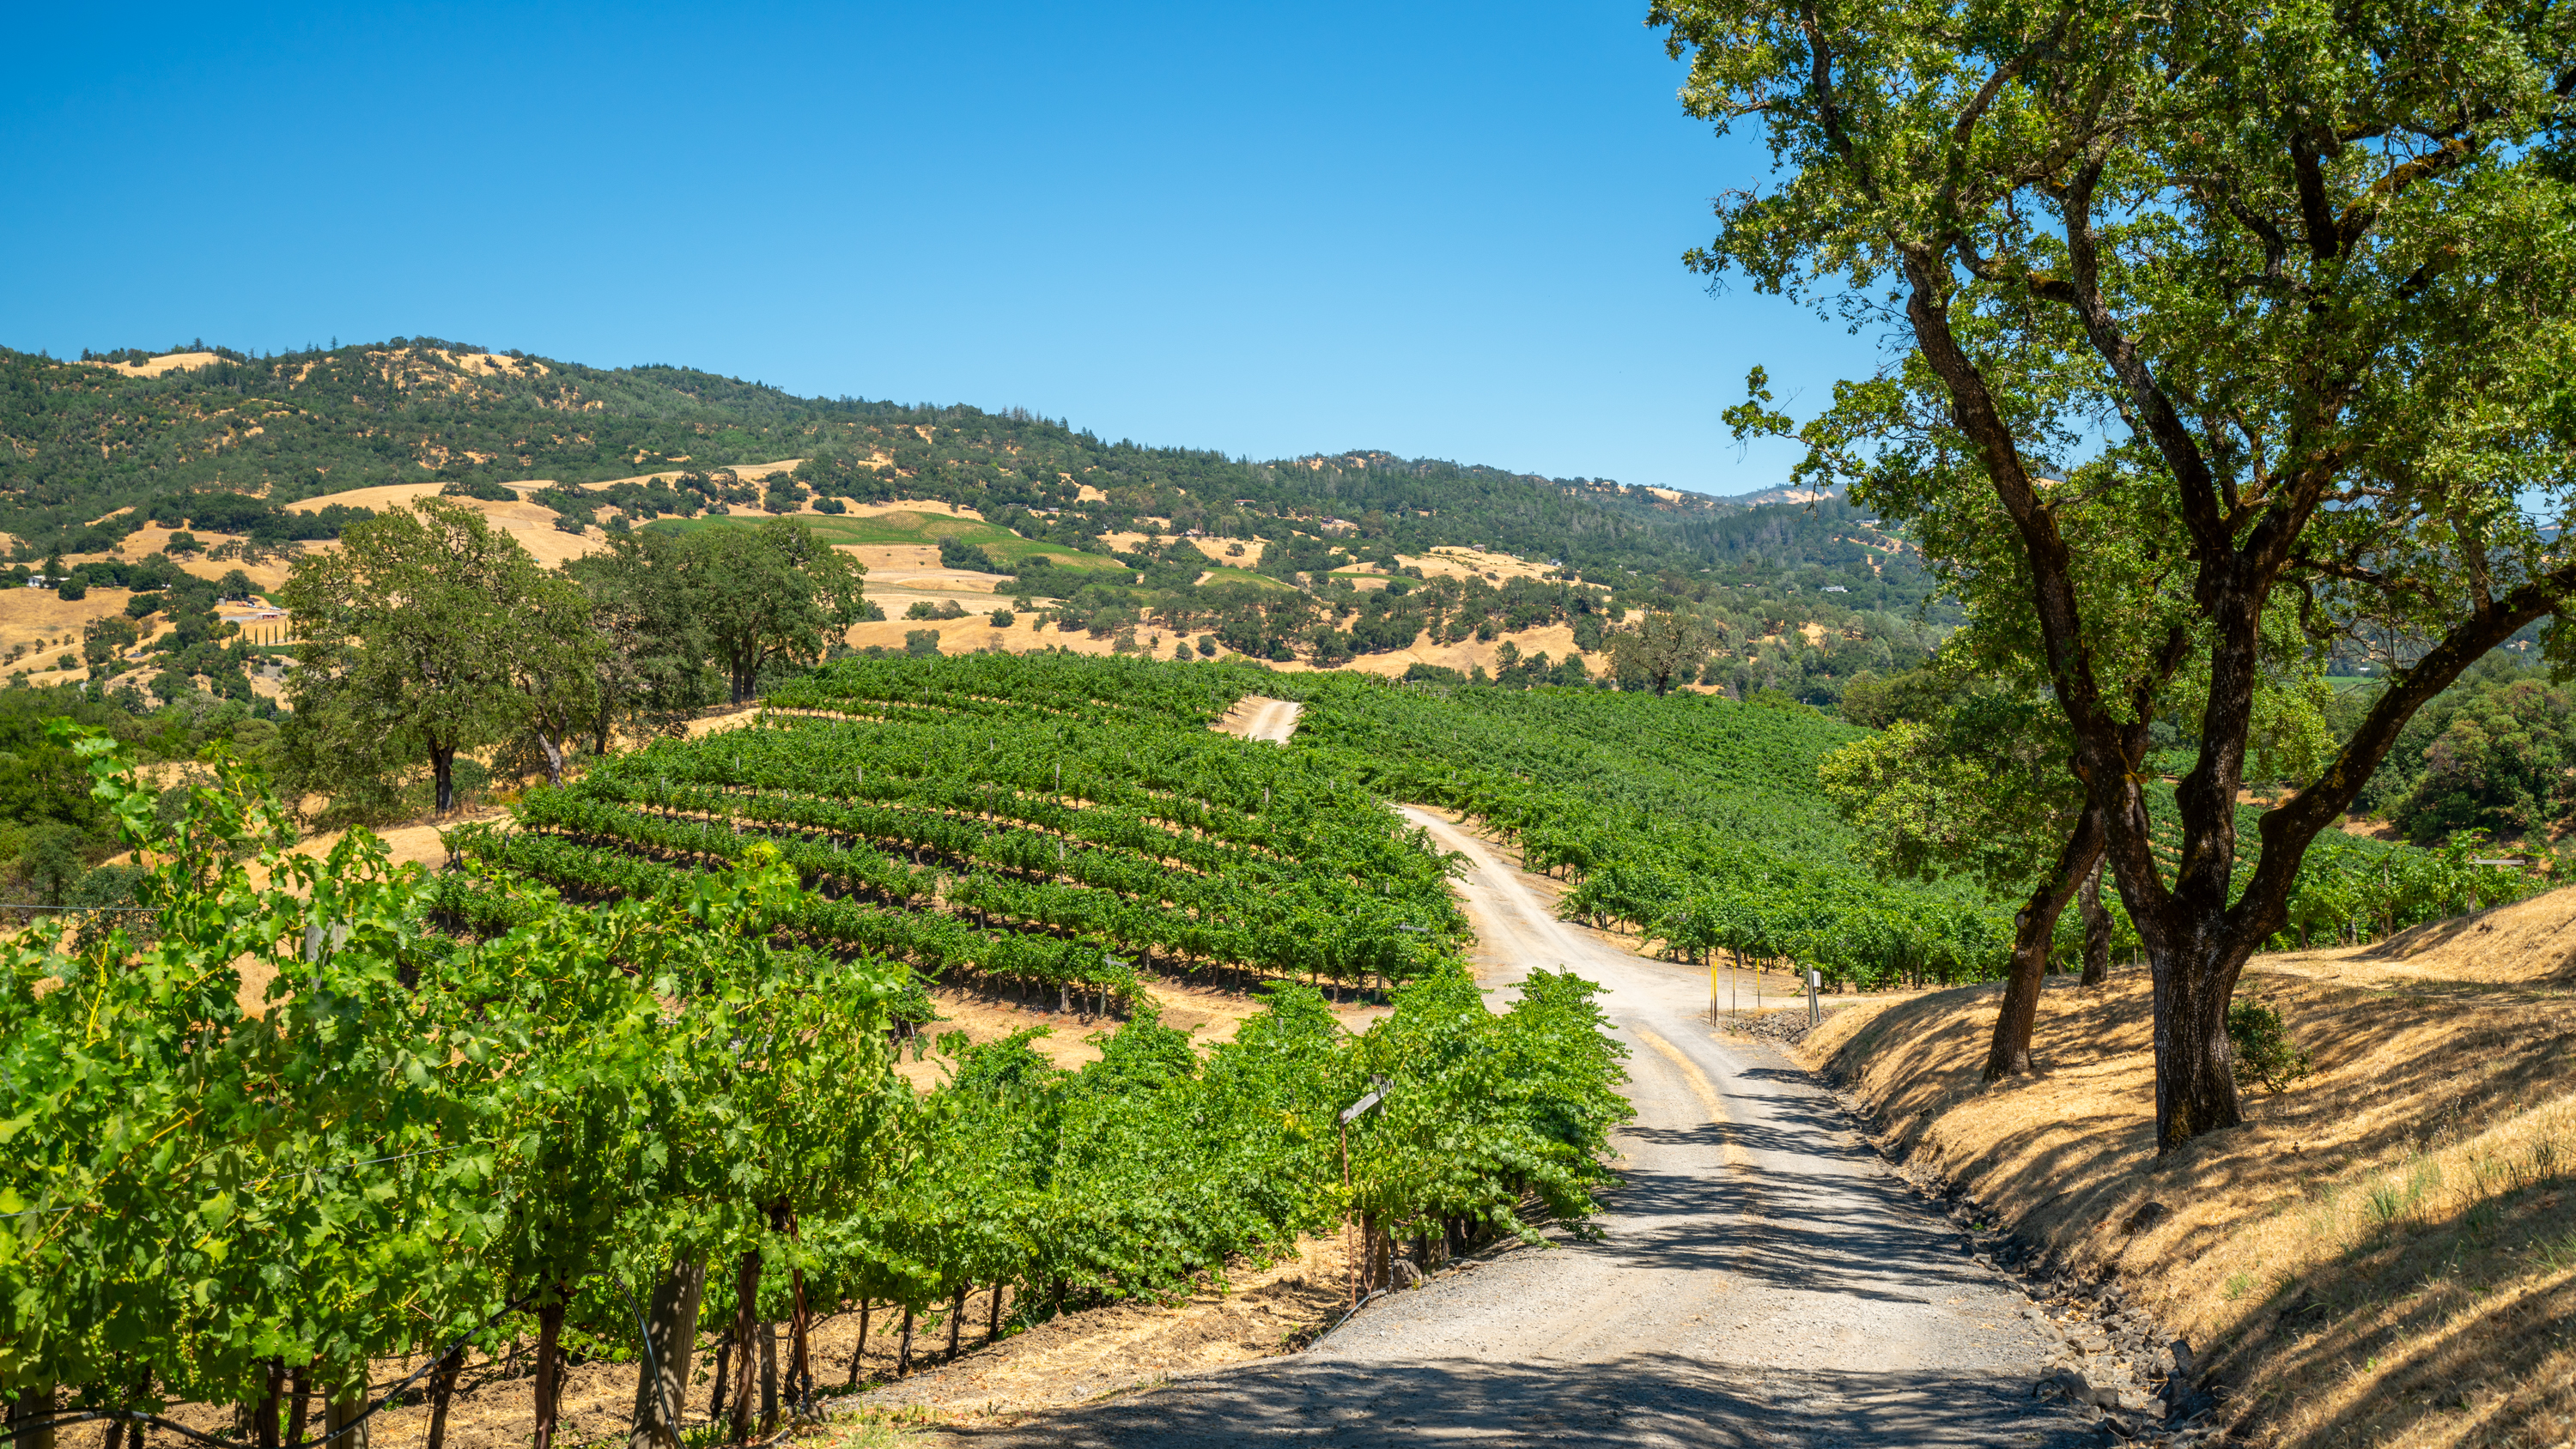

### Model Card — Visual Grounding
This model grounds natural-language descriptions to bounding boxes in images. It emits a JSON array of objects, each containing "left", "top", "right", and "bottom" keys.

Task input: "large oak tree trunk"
[
  {"left": 1984, "top": 808, "right": 2105, "bottom": 1081},
  {"left": 533, "top": 729, "right": 568, "bottom": 790},
  {"left": 428, "top": 742, "right": 458, "bottom": 815},
  {"left": 2152, "top": 928, "right": 2251, "bottom": 1145},
  {"left": 2079, "top": 858, "right": 2111, "bottom": 987}
]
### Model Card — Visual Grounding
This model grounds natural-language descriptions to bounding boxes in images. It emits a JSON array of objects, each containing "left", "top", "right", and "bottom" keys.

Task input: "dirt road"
[
  {"left": 1215, "top": 696, "right": 1303, "bottom": 744},
  {"left": 955, "top": 809, "right": 2099, "bottom": 1446}
]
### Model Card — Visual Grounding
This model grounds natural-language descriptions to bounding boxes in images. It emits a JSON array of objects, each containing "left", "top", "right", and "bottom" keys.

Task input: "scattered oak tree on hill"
[
  {"left": 1607, "top": 612, "right": 1720, "bottom": 694},
  {"left": 279, "top": 500, "right": 603, "bottom": 811},
  {"left": 687, "top": 519, "right": 870, "bottom": 704},
  {"left": 563, "top": 531, "right": 712, "bottom": 751},
  {"left": 1665, "top": 0, "right": 2576, "bottom": 1146}
]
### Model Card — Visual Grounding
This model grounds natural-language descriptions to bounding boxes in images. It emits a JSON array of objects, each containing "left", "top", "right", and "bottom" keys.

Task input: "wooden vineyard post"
[
  {"left": 1340, "top": 1116, "right": 1352, "bottom": 1307},
  {"left": 1338, "top": 1075, "right": 1389, "bottom": 1307}
]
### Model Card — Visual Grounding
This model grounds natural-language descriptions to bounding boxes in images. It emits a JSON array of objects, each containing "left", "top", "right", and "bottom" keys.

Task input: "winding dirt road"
[
  {"left": 1219, "top": 696, "right": 1303, "bottom": 744},
  {"left": 962, "top": 809, "right": 2099, "bottom": 1446}
]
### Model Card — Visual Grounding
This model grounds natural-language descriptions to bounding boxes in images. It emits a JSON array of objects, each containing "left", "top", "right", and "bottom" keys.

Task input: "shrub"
[
  {"left": 2228, "top": 993, "right": 2314, "bottom": 1093},
  {"left": 55, "top": 582, "right": 85, "bottom": 601},
  {"left": 988, "top": 608, "right": 1016, "bottom": 627},
  {"left": 939, "top": 534, "right": 1006, "bottom": 573},
  {"left": 904, "top": 628, "right": 941, "bottom": 658},
  {"left": 905, "top": 600, "right": 939, "bottom": 621}
]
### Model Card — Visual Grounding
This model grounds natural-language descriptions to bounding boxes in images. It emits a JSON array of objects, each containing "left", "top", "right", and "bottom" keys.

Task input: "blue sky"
[{"left": 0, "top": 2, "right": 1880, "bottom": 495}]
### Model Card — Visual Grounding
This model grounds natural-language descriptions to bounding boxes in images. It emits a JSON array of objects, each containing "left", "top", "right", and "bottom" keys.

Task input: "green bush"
[{"left": 2228, "top": 993, "right": 2314, "bottom": 1093}]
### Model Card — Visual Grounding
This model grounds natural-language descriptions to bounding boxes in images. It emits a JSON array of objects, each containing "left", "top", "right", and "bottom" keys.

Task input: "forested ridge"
[{"left": 0, "top": 339, "right": 1929, "bottom": 603}]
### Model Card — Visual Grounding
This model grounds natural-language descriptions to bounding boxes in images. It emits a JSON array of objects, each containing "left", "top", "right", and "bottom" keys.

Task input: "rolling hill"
[{"left": 0, "top": 338, "right": 1932, "bottom": 599}]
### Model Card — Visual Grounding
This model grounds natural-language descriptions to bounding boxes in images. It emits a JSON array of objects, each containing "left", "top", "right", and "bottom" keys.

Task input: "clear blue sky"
[{"left": 0, "top": 2, "right": 1877, "bottom": 496}]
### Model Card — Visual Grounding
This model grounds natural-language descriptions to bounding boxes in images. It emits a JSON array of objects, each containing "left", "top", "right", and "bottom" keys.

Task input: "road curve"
[
  {"left": 1224, "top": 696, "right": 1303, "bottom": 745},
  {"left": 963, "top": 809, "right": 2096, "bottom": 1447}
]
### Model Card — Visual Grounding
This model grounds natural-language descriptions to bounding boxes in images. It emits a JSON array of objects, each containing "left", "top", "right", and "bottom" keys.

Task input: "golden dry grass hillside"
[
  {"left": 11, "top": 474, "right": 1613, "bottom": 699},
  {"left": 1801, "top": 887, "right": 2576, "bottom": 1448}
]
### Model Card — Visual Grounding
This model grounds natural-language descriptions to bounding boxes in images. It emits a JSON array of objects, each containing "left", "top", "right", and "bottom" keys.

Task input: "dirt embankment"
[{"left": 1800, "top": 884, "right": 2576, "bottom": 1449}]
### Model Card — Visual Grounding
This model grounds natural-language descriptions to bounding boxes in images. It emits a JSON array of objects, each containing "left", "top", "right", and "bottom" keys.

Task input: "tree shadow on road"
[{"left": 935, "top": 1351, "right": 2108, "bottom": 1447}]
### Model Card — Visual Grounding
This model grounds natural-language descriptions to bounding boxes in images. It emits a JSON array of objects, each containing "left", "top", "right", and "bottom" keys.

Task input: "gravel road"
[
  {"left": 951, "top": 809, "right": 2099, "bottom": 1447},
  {"left": 1230, "top": 696, "right": 1303, "bottom": 744}
]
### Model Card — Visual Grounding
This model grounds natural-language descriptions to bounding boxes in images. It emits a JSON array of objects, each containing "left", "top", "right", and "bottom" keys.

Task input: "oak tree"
[
  {"left": 280, "top": 500, "right": 600, "bottom": 811},
  {"left": 1662, "top": 0, "right": 2576, "bottom": 1144},
  {"left": 684, "top": 521, "right": 868, "bottom": 704}
]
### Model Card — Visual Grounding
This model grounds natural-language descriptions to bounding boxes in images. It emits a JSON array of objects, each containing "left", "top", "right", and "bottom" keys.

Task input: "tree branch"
[{"left": 2241, "top": 565, "right": 2576, "bottom": 929}]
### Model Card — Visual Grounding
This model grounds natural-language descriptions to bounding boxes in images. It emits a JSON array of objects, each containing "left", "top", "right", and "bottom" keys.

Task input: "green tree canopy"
[
  {"left": 279, "top": 500, "right": 602, "bottom": 812},
  {"left": 686, "top": 520, "right": 868, "bottom": 702},
  {"left": 1662, "top": 0, "right": 2576, "bottom": 1146}
]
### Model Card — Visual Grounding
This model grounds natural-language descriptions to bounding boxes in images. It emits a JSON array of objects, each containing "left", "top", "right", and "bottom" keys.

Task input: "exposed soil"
[
  {"left": 1210, "top": 696, "right": 1301, "bottom": 743},
  {"left": 85, "top": 352, "right": 222, "bottom": 379}
]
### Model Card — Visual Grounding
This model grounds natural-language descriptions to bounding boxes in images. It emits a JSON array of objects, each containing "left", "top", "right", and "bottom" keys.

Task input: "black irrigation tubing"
[
  {"left": 1309, "top": 1286, "right": 1391, "bottom": 1347},
  {"left": 14, "top": 1288, "right": 543, "bottom": 1449},
  {"left": 615, "top": 1272, "right": 683, "bottom": 1440}
]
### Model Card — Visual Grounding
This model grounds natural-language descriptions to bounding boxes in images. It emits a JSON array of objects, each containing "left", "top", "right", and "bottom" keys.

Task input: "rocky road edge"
[{"left": 1720, "top": 1011, "right": 2234, "bottom": 1446}]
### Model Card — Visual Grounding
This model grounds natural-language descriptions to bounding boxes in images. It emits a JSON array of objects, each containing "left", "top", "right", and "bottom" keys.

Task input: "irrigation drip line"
[
  {"left": 1309, "top": 1286, "right": 1390, "bottom": 1347},
  {"left": 616, "top": 1271, "right": 684, "bottom": 1443},
  {"left": 15, "top": 1288, "right": 541, "bottom": 1449}
]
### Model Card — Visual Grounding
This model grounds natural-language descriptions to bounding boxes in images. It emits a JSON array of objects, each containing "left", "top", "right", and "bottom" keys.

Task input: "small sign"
[{"left": 1340, "top": 1073, "right": 1390, "bottom": 1124}]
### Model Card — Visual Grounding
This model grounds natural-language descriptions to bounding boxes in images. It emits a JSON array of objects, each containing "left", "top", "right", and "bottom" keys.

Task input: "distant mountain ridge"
[{"left": 0, "top": 338, "right": 1920, "bottom": 597}]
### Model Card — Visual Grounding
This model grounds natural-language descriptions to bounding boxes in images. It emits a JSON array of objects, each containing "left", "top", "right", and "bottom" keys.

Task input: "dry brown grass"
[
  {"left": 1801, "top": 894, "right": 2576, "bottom": 1448},
  {"left": 84, "top": 352, "right": 221, "bottom": 379},
  {"left": 0, "top": 585, "right": 137, "bottom": 664}
]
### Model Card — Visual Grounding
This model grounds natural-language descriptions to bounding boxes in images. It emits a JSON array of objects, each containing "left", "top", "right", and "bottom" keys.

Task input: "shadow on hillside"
[
  {"left": 2221, "top": 1170, "right": 2576, "bottom": 1446},
  {"left": 1814, "top": 964, "right": 2576, "bottom": 1448}
]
